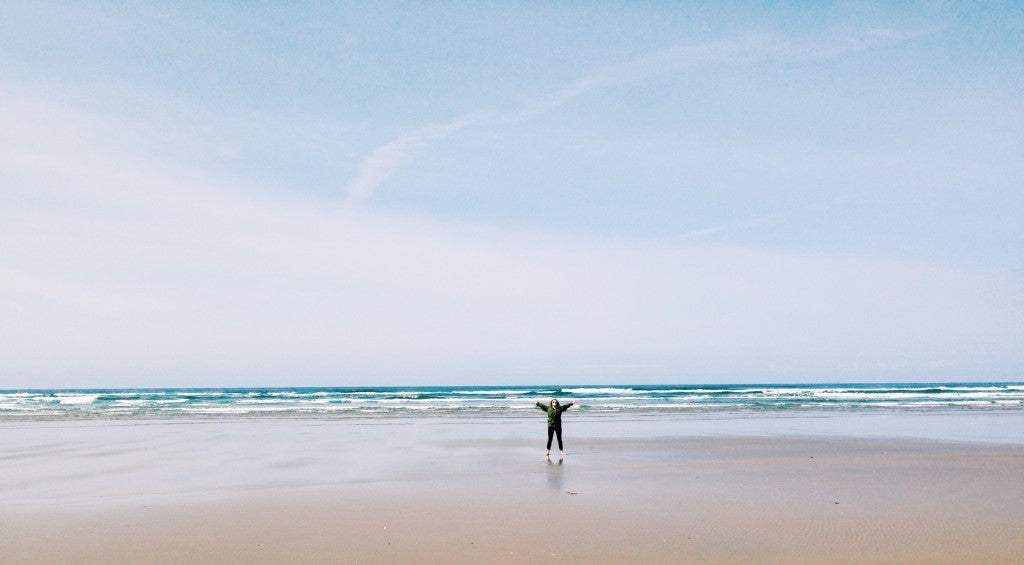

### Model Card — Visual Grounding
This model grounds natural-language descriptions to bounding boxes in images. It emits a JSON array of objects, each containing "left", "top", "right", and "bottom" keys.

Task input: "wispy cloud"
[
  {"left": 505, "top": 33, "right": 779, "bottom": 123},
  {"left": 343, "top": 118, "right": 475, "bottom": 204},
  {"left": 503, "top": 27, "right": 941, "bottom": 124},
  {"left": 668, "top": 199, "right": 853, "bottom": 241},
  {"left": 340, "top": 27, "right": 942, "bottom": 204},
  {"left": 343, "top": 35, "right": 791, "bottom": 204}
]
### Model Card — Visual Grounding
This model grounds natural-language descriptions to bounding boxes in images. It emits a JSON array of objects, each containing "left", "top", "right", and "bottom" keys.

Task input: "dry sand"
[{"left": 2, "top": 421, "right": 1023, "bottom": 563}]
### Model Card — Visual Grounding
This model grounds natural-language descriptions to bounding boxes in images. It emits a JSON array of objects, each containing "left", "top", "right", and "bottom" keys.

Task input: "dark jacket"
[{"left": 536, "top": 401, "right": 573, "bottom": 427}]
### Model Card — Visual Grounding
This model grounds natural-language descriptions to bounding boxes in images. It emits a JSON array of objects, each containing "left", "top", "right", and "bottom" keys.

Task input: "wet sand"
[{"left": 2, "top": 419, "right": 1023, "bottom": 563}]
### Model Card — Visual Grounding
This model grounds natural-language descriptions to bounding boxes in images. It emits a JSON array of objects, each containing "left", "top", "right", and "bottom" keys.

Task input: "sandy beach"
[
  {"left": 5, "top": 0, "right": 1023, "bottom": 562},
  {"left": 2, "top": 418, "right": 1023, "bottom": 564}
]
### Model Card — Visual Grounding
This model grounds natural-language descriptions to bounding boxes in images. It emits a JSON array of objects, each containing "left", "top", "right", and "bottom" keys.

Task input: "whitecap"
[
  {"left": 560, "top": 387, "right": 635, "bottom": 394},
  {"left": 56, "top": 394, "right": 100, "bottom": 405}
]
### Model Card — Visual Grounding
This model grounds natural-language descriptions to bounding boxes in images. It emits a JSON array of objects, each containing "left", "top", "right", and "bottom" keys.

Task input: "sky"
[{"left": 1, "top": 2, "right": 1022, "bottom": 387}]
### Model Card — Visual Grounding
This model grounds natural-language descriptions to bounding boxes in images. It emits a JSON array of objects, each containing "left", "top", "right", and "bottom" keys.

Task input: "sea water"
[{"left": 1, "top": 383, "right": 1021, "bottom": 421}]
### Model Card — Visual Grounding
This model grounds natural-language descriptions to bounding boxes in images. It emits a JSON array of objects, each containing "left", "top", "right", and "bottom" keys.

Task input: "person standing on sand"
[{"left": 536, "top": 398, "right": 574, "bottom": 458}]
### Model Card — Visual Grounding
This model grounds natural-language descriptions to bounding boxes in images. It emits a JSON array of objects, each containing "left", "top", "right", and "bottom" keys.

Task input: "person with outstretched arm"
[{"left": 535, "top": 398, "right": 573, "bottom": 458}]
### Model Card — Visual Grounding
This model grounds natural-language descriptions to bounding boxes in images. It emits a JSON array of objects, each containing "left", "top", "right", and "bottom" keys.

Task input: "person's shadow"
[{"left": 545, "top": 455, "right": 564, "bottom": 492}]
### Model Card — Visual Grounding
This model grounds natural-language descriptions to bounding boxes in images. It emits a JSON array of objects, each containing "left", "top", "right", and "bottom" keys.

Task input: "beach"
[
  {"left": 6, "top": 0, "right": 1024, "bottom": 558},
  {"left": 2, "top": 416, "right": 1023, "bottom": 563}
]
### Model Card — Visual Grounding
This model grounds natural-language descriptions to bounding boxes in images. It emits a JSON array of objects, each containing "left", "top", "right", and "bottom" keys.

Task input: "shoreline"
[{"left": 2, "top": 419, "right": 1023, "bottom": 563}]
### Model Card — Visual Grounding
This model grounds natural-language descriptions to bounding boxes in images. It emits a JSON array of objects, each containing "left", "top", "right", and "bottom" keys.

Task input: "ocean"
[{"left": 2, "top": 382, "right": 1022, "bottom": 421}]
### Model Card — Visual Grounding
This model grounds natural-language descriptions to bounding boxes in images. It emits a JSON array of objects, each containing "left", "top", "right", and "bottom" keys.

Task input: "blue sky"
[{"left": 1, "top": 2, "right": 1021, "bottom": 387}]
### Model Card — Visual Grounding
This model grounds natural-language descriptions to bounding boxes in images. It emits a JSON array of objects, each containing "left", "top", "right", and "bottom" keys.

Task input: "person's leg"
[
  {"left": 555, "top": 426, "right": 563, "bottom": 452},
  {"left": 546, "top": 426, "right": 555, "bottom": 452}
]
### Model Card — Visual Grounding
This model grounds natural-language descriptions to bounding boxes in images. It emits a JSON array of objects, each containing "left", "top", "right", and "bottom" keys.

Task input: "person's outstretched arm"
[
  {"left": 535, "top": 401, "right": 548, "bottom": 411},
  {"left": 558, "top": 402, "right": 574, "bottom": 413}
]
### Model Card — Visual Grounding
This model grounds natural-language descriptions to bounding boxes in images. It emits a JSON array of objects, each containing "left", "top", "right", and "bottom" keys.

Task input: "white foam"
[
  {"left": 56, "top": 394, "right": 99, "bottom": 405},
  {"left": 560, "top": 387, "right": 635, "bottom": 394},
  {"left": 112, "top": 399, "right": 188, "bottom": 406},
  {"left": 185, "top": 405, "right": 298, "bottom": 414},
  {"left": 452, "top": 390, "right": 530, "bottom": 395}
]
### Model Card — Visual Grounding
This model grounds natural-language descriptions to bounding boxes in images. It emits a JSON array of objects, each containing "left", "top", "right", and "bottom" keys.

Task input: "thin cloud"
[
  {"left": 502, "top": 28, "right": 940, "bottom": 124},
  {"left": 672, "top": 225, "right": 730, "bottom": 240},
  {"left": 339, "top": 34, "right": 771, "bottom": 204},
  {"left": 498, "top": 33, "right": 781, "bottom": 125},
  {"left": 343, "top": 118, "right": 474, "bottom": 204},
  {"left": 339, "top": 27, "right": 942, "bottom": 203},
  {"left": 667, "top": 199, "right": 850, "bottom": 241}
]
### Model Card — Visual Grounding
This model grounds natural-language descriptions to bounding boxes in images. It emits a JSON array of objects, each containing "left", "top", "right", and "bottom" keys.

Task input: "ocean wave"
[
  {"left": 452, "top": 390, "right": 533, "bottom": 395},
  {"left": 1, "top": 383, "right": 1021, "bottom": 420},
  {"left": 560, "top": 387, "right": 635, "bottom": 394},
  {"left": 55, "top": 394, "right": 100, "bottom": 405},
  {"left": 111, "top": 399, "right": 188, "bottom": 405}
]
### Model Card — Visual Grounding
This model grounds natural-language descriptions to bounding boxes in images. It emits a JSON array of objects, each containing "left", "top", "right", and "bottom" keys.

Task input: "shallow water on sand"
[{"left": 2, "top": 410, "right": 1022, "bottom": 511}]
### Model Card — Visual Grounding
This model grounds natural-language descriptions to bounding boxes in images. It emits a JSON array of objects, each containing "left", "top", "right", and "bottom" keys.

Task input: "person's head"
[{"left": 550, "top": 399, "right": 559, "bottom": 408}]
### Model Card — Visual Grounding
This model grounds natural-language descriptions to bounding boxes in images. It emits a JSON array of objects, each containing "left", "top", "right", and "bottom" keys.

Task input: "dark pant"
[{"left": 546, "top": 426, "right": 563, "bottom": 450}]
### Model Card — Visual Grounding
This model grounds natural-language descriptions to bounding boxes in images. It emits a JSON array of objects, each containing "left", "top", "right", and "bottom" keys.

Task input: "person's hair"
[{"left": 550, "top": 398, "right": 559, "bottom": 407}]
